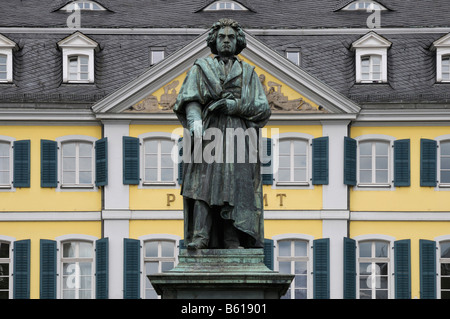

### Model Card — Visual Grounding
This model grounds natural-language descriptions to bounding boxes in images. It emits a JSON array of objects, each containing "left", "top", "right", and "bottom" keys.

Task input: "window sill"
[
  {"left": 357, "top": 183, "right": 391, "bottom": 188},
  {"left": 60, "top": 184, "right": 95, "bottom": 189},
  {"left": 142, "top": 181, "right": 177, "bottom": 187},
  {"left": 0, "top": 185, "right": 12, "bottom": 189}
]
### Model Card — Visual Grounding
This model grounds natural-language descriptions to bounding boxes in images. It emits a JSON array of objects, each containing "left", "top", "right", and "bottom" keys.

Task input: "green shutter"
[
  {"left": 40, "top": 140, "right": 58, "bottom": 188},
  {"left": 394, "top": 239, "right": 411, "bottom": 299},
  {"left": 96, "top": 238, "right": 109, "bottom": 299},
  {"left": 312, "top": 137, "right": 329, "bottom": 185},
  {"left": 123, "top": 238, "right": 140, "bottom": 299},
  {"left": 420, "top": 239, "right": 436, "bottom": 299},
  {"left": 13, "top": 140, "right": 30, "bottom": 188},
  {"left": 178, "top": 137, "right": 183, "bottom": 184},
  {"left": 313, "top": 238, "right": 330, "bottom": 299},
  {"left": 343, "top": 237, "right": 356, "bottom": 299},
  {"left": 40, "top": 239, "right": 57, "bottom": 299},
  {"left": 344, "top": 137, "right": 357, "bottom": 186},
  {"left": 420, "top": 139, "right": 437, "bottom": 187},
  {"left": 261, "top": 137, "right": 273, "bottom": 185},
  {"left": 263, "top": 239, "right": 274, "bottom": 270},
  {"left": 394, "top": 139, "right": 410, "bottom": 187},
  {"left": 95, "top": 138, "right": 108, "bottom": 187},
  {"left": 123, "top": 136, "right": 140, "bottom": 185},
  {"left": 13, "top": 239, "right": 30, "bottom": 299}
]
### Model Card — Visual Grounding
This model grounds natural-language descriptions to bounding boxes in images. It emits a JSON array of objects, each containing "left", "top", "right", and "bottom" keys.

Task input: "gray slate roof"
[{"left": 1, "top": 1, "right": 450, "bottom": 108}]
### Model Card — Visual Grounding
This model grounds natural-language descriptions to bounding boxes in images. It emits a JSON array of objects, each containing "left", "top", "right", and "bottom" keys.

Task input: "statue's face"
[{"left": 216, "top": 26, "right": 237, "bottom": 58}]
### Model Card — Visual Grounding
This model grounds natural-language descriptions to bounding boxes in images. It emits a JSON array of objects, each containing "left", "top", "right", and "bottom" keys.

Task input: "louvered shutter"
[
  {"left": 394, "top": 239, "right": 411, "bottom": 299},
  {"left": 420, "top": 139, "right": 437, "bottom": 187},
  {"left": 178, "top": 137, "right": 183, "bottom": 184},
  {"left": 123, "top": 238, "right": 141, "bottom": 299},
  {"left": 96, "top": 238, "right": 109, "bottom": 299},
  {"left": 95, "top": 138, "right": 108, "bottom": 187},
  {"left": 313, "top": 238, "right": 330, "bottom": 299},
  {"left": 343, "top": 237, "right": 356, "bottom": 299},
  {"left": 312, "top": 137, "right": 329, "bottom": 185},
  {"left": 123, "top": 137, "right": 140, "bottom": 185},
  {"left": 40, "top": 239, "right": 57, "bottom": 299},
  {"left": 394, "top": 139, "right": 410, "bottom": 187},
  {"left": 13, "top": 239, "right": 30, "bottom": 299},
  {"left": 420, "top": 239, "right": 436, "bottom": 299},
  {"left": 263, "top": 239, "right": 274, "bottom": 270},
  {"left": 40, "top": 140, "right": 58, "bottom": 188},
  {"left": 261, "top": 137, "right": 273, "bottom": 185},
  {"left": 344, "top": 137, "right": 357, "bottom": 185},
  {"left": 13, "top": 140, "right": 30, "bottom": 188}
]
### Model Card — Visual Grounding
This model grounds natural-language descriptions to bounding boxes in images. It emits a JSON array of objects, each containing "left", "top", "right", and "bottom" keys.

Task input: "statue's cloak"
[{"left": 173, "top": 56, "right": 271, "bottom": 248}]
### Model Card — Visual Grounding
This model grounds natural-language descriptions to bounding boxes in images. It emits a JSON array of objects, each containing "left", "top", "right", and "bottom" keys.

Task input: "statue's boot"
[{"left": 188, "top": 200, "right": 212, "bottom": 249}]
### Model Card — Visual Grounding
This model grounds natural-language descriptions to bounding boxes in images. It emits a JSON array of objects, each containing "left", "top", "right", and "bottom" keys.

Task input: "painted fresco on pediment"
[{"left": 125, "top": 56, "right": 327, "bottom": 113}]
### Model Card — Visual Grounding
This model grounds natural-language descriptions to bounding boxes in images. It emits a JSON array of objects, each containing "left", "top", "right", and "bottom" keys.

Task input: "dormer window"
[
  {"left": 61, "top": 1, "right": 106, "bottom": 11},
  {"left": 0, "top": 34, "right": 18, "bottom": 83},
  {"left": 204, "top": 1, "right": 248, "bottom": 11},
  {"left": 351, "top": 32, "right": 391, "bottom": 83},
  {"left": 431, "top": 33, "right": 450, "bottom": 83},
  {"left": 342, "top": 0, "right": 387, "bottom": 11},
  {"left": 57, "top": 32, "right": 99, "bottom": 84}
]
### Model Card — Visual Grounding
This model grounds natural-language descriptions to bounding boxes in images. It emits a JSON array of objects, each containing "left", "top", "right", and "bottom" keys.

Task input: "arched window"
[{"left": 204, "top": 1, "right": 248, "bottom": 11}]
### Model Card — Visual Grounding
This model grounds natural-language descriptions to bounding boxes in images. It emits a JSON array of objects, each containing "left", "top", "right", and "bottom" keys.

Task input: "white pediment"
[
  {"left": 57, "top": 31, "right": 99, "bottom": 49},
  {"left": 351, "top": 31, "right": 392, "bottom": 49},
  {"left": 431, "top": 33, "right": 450, "bottom": 49},
  {"left": 92, "top": 29, "right": 360, "bottom": 117},
  {"left": 0, "top": 34, "right": 18, "bottom": 49}
]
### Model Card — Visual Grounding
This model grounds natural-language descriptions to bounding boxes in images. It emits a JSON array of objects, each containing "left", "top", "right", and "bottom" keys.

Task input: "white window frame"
[
  {"left": 354, "top": 234, "right": 395, "bottom": 299},
  {"left": 437, "top": 50, "right": 450, "bottom": 83},
  {"left": 0, "top": 34, "right": 17, "bottom": 83},
  {"left": 272, "top": 133, "right": 314, "bottom": 189},
  {"left": 286, "top": 49, "right": 301, "bottom": 66},
  {"left": 435, "top": 235, "right": 450, "bottom": 299},
  {"left": 138, "top": 234, "right": 181, "bottom": 299},
  {"left": 68, "top": 55, "right": 90, "bottom": 82},
  {"left": 138, "top": 132, "right": 179, "bottom": 188},
  {"left": 342, "top": 0, "right": 387, "bottom": 11},
  {"left": 61, "top": 0, "right": 106, "bottom": 11},
  {"left": 204, "top": 1, "right": 248, "bottom": 11},
  {"left": 58, "top": 32, "right": 98, "bottom": 84},
  {"left": 150, "top": 48, "right": 165, "bottom": 65},
  {"left": 273, "top": 234, "right": 314, "bottom": 299},
  {"left": 0, "top": 235, "right": 15, "bottom": 300},
  {"left": 354, "top": 134, "right": 395, "bottom": 190},
  {"left": 434, "top": 135, "right": 450, "bottom": 189},
  {"left": 55, "top": 234, "right": 98, "bottom": 300},
  {"left": 56, "top": 135, "right": 98, "bottom": 191},
  {"left": 0, "top": 136, "right": 15, "bottom": 190}
]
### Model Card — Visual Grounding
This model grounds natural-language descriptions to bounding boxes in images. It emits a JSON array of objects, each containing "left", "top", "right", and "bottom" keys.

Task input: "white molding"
[
  {"left": 0, "top": 211, "right": 101, "bottom": 221},
  {"left": 350, "top": 211, "right": 450, "bottom": 221}
]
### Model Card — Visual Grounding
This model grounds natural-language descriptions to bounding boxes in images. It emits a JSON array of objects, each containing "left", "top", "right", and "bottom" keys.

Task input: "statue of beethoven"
[{"left": 173, "top": 19, "right": 271, "bottom": 250}]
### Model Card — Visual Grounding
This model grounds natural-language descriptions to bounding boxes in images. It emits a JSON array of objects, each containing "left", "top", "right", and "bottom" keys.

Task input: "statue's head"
[{"left": 206, "top": 18, "right": 247, "bottom": 57}]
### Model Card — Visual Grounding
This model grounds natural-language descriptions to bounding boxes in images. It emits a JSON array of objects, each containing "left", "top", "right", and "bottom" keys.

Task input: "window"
[
  {"left": 361, "top": 55, "right": 382, "bottom": 82},
  {"left": 61, "top": 241, "right": 94, "bottom": 299},
  {"left": 143, "top": 240, "right": 177, "bottom": 299},
  {"left": 0, "top": 241, "right": 10, "bottom": 299},
  {"left": 204, "top": 1, "right": 247, "bottom": 10},
  {"left": 276, "top": 239, "right": 311, "bottom": 299},
  {"left": 150, "top": 49, "right": 165, "bottom": 65},
  {"left": 358, "top": 240, "right": 390, "bottom": 299},
  {"left": 277, "top": 139, "right": 308, "bottom": 185},
  {"left": 0, "top": 141, "right": 11, "bottom": 187},
  {"left": 342, "top": 0, "right": 387, "bottom": 11},
  {"left": 440, "top": 141, "right": 450, "bottom": 185},
  {"left": 286, "top": 50, "right": 300, "bottom": 66},
  {"left": 62, "top": 1, "right": 106, "bottom": 11},
  {"left": 68, "top": 55, "right": 89, "bottom": 82},
  {"left": 58, "top": 32, "right": 98, "bottom": 84},
  {"left": 358, "top": 140, "right": 390, "bottom": 185},
  {"left": 61, "top": 141, "right": 94, "bottom": 187},
  {"left": 442, "top": 56, "right": 450, "bottom": 81},
  {"left": 351, "top": 32, "right": 391, "bottom": 83},
  {"left": 439, "top": 241, "right": 450, "bottom": 299},
  {"left": 0, "top": 34, "right": 17, "bottom": 83},
  {"left": 0, "top": 55, "right": 7, "bottom": 81},
  {"left": 141, "top": 136, "right": 177, "bottom": 186}
]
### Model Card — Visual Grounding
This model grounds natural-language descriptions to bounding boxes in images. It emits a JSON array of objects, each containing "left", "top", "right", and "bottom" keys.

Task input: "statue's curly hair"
[{"left": 206, "top": 18, "right": 247, "bottom": 55}]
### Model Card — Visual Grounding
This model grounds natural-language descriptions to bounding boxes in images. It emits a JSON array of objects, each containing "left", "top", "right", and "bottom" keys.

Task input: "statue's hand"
[{"left": 209, "top": 98, "right": 237, "bottom": 115}]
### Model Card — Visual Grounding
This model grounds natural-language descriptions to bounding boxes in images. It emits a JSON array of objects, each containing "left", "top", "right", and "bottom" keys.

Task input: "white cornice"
[
  {"left": 356, "top": 108, "right": 450, "bottom": 122},
  {"left": 0, "top": 108, "right": 97, "bottom": 121}
]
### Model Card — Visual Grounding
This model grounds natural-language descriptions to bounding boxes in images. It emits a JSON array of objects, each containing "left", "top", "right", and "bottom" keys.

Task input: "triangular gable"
[
  {"left": 57, "top": 31, "right": 99, "bottom": 50},
  {"left": 0, "top": 33, "right": 18, "bottom": 49},
  {"left": 431, "top": 33, "right": 450, "bottom": 49},
  {"left": 351, "top": 31, "right": 392, "bottom": 49},
  {"left": 92, "top": 30, "right": 360, "bottom": 116}
]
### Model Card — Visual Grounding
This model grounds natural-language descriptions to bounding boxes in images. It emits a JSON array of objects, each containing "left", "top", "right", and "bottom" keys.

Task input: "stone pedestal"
[{"left": 148, "top": 249, "right": 293, "bottom": 299}]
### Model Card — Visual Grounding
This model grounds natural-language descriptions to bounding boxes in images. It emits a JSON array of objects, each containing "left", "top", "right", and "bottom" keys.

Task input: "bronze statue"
[{"left": 173, "top": 19, "right": 271, "bottom": 250}]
